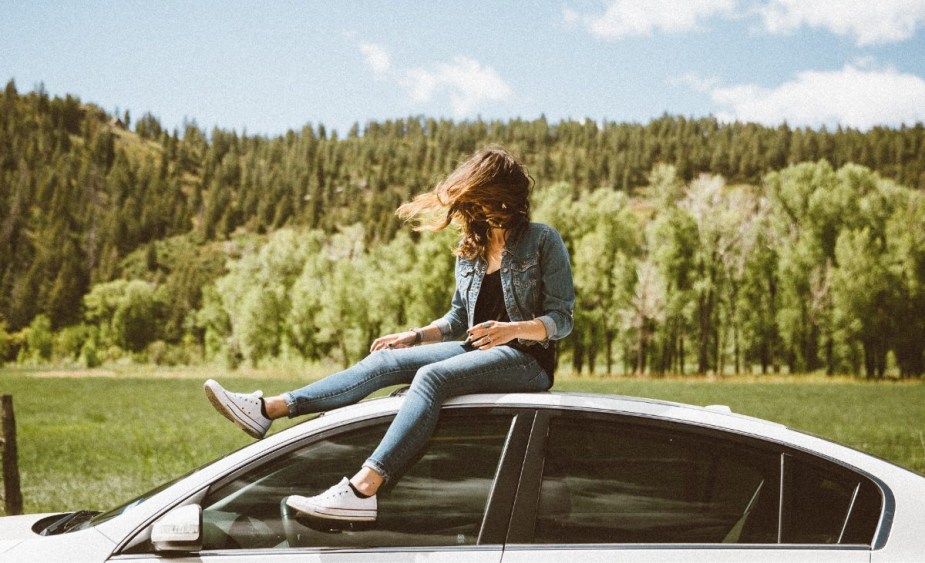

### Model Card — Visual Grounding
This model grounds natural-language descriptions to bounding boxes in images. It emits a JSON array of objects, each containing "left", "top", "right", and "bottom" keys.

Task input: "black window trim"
[
  {"left": 478, "top": 409, "right": 535, "bottom": 544},
  {"left": 505, "top": 406, "right": 893, "bottom": 550},
  {"left": 777, "top": 453, "right": 785, "bottom": 544},
  {"left": 506, "top": 409, "right": 551, "bottom": 542},
  {"left": 500, "top": 544, "right": 873, "bottom": 553}
]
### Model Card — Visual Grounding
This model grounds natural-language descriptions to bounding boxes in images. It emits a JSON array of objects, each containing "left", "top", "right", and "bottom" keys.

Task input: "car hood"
[{"left": 0, "top": 513, "right": 57, "bottom": 552}]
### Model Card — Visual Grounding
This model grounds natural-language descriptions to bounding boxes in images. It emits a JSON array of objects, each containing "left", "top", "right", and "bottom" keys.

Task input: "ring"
[{"left": 482, "top": 322, "right": 490, "bottom": 328}]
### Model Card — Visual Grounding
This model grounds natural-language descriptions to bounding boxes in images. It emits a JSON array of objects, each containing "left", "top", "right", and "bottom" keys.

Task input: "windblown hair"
[{"left": 397, "top": 146, "right": 532, "bottom": 260}]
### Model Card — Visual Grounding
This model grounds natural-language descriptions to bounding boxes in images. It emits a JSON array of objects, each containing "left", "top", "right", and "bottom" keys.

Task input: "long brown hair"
[{"left": 397, "top": 146, "right": 532, "bottom": 260}]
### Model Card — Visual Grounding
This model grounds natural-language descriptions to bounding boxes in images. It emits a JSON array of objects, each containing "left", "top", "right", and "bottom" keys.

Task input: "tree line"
[{"left": 1, "top": 80, "right": 923, "bottom": 376}]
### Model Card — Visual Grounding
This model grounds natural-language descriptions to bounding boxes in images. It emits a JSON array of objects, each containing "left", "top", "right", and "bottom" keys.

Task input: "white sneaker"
[
  {"left": 203, "top": 379, "right": 272, "bottom": 439},
  {"left": 286, "top": 477, "right": 377, "bottom": 522}
]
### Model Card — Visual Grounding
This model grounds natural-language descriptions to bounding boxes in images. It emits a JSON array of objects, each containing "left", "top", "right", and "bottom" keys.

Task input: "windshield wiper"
[{"left": 39, "top": 510, "right": 102, "bottom": 536}]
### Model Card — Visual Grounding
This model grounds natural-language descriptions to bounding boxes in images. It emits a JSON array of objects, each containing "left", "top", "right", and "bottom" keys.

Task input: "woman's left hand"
[
  {"left": 370, "top": 331, "right": 417, "bottom": 352},
  {"left": 467, "top": 321, "right": 518, "bottom": 351}
]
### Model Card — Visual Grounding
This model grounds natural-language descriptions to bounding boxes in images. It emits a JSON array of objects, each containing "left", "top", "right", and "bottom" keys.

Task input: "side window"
[
  {"left": 200, "top": 413, "right": 513, "bottom": 550},
  {"left": 533, "top": 415, "right": 883, "bottom": 546},
  {"left": 781, "top": 455, "right": 881, "bottom": 544},
  {"left": 534, "top": 416, "right": 780, "bottom": 544}
]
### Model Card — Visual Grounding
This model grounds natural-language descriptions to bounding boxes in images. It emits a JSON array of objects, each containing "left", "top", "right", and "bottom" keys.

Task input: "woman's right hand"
[{"left": 370, "top": 331, "right": 417, "bottom": 352}]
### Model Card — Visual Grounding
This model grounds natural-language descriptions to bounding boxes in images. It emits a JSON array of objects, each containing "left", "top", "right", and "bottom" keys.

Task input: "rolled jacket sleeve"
[
  {"left": 537, "top": 227, "right": 575, "bottom": 341},
  {"left": 434, "top": 258, "right": 468, "bottom": 341}
]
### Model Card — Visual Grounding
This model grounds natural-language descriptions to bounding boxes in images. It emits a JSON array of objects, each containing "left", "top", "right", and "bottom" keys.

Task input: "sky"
[{"left": 2, "top": 1, "right": 925, "bottom": 137}]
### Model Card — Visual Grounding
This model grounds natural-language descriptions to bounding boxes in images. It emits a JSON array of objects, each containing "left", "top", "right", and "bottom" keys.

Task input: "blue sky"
[{"left": 2, "top": 1, "right": 925, "bottom": 136}]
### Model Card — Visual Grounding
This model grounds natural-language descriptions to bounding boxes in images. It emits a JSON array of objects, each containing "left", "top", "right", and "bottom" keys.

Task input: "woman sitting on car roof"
[{"left": 204, "top": 145, "right": 575, "bottom": 523}]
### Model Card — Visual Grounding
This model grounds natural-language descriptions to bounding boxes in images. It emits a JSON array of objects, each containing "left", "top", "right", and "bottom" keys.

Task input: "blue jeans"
[{"left": 283, "top": 342, "right": 550, "bottom": 483}]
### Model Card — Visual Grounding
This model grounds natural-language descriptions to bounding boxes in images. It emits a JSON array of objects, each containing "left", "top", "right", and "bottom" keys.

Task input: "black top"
[{"left": 472, "top": 269, "right": 556, "bottom": 382}]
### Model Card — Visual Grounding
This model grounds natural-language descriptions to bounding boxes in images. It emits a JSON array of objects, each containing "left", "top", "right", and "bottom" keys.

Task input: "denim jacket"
[{"left": 433, "top": 222, "right": 575, "bottom": 345}]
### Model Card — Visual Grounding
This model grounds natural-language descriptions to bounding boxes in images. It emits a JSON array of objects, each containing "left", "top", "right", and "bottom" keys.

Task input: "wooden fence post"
[{"left": 1, "top": 395, "right": 23, "bottom": 515}]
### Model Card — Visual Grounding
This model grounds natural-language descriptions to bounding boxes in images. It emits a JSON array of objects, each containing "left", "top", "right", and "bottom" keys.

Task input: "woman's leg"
[
  {"left": 285, "top": 346, "right": 549, "bottom": 520},
  {"left": 206, "top": 342, "right": 466, "bottom": 438},
  {"left": 363, "top": 345, "right": 549, "bottom": 487},
  {"left": 280, "top": 342, "right": 466, "bottom": 417}
]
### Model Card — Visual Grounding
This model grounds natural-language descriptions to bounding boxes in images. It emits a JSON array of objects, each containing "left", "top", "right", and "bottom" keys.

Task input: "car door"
[
  {"left": 115, "top": 408, "right": 531, "bottom": 563},
  {"left": 501, "top": 410, "right": 878, "bottom": 563}
]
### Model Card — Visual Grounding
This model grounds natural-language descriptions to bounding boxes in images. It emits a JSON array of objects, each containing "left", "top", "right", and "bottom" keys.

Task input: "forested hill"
[{"left": 2, "top": 81, "right": 924, "bottom": 376}]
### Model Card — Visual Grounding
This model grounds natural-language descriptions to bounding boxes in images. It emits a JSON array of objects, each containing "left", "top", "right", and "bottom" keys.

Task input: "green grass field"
[{"left": 1, "top": 367, "right": 923, "bottom": 515}]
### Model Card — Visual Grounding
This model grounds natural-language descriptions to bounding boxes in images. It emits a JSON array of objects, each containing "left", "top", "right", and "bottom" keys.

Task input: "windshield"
[
  {"left": 47, "top": 422, "right": 308, "bottom": 535},
  {"left": 37, "top": 510, "right": 102, "bottom": 536},
  {"left": 48, "top": 456, "right": 216, "bottom": 535},
  {"left": 43, "top": 470, "right": 196, "bottom": 536},
  {"left": 85, "top": 472, "right": 191, "bottom": 528},
  {"left": 83, "top": 435, "right": 274, "bottom": 531}
]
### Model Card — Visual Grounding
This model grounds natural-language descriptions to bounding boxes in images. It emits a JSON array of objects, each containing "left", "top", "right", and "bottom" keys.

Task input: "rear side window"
[
  {"left": 781, "top": 455, "right": 881, "bottom": 544},
  {"left": 533, "top": 415, "right": 883, "bottom": 546},
  {"left": 535, "top": 417, "right": 780, "bottom": 544}
]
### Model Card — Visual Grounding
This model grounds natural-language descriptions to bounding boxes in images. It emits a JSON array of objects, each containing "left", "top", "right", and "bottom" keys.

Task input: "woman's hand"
[
  {"left": 466, "top": 321, "right": 519, "bottom": 351},
  {"left": 466, "top": 319, "right": 548, "bottom": 351},
  {"left": 370, "top": 331, "right": 417, "bottom": 352}
]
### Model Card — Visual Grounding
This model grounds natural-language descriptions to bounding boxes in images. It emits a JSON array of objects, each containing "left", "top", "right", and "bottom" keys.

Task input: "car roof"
[{"left": 393, "top": 390, "right": 787, "bottom": 433}]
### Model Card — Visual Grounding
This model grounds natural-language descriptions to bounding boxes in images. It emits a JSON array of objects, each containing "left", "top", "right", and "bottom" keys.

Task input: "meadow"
[{"left": 1, "top": 367, "right": 923, "bottom": 515}]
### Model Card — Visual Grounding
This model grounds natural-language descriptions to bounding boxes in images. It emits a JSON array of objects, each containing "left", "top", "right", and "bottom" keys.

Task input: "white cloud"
[
  {"left": 670, "top": 73, "right": 722, "bottom": 93},
  {"left": 566, "top": 0, "right": 738, "bottom": 39},
  {"left": 566, "top": 0, "right": 925, "bottom": 45},
  {"left": 758, "top": 0, "right": 925, "bottom": 45},
  {"left": 356, "top": 41, "right": 513, "bottom": 118},
  {"left": 359, "top": 43, "right": 391, "bottom": 76},
  {"left": 402, "top": 57, "right": 513, "bottom": 117},
  {"left": 695, "top": 63, "right": 925, "bottom": 129}
]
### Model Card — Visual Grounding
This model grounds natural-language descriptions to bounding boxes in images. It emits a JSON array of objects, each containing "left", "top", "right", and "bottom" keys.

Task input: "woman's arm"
[
  {"left": 431, "top": 257, "right": 469, "bottom": 341},
  {"left": 369, "top": 324, "right": 444, "bottom": 352},
  {"left": 534, "top": 226, "right": 575, "bottom": 341},
  {"left": 465, "top": 319, "right": 546, "bottom": 350},
  {"left": 463, "top": 226, "right": 574, "bottom": 351},
  {"left": 370, "top": 255, "right": 471, "bottom": 352},
  {"left": 372, "top": 318, "right": 545, "bottom": 352}
]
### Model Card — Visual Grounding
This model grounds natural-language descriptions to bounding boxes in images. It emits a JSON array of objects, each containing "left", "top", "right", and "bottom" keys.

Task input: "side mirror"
[{"left": 151, "top": 504, "right": 202, "bottom": 553}]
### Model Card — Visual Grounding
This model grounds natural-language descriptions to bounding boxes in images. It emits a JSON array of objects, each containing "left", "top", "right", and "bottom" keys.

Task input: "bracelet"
[{"left": 409, "top": 328, "right": 424, "bottom": 345}]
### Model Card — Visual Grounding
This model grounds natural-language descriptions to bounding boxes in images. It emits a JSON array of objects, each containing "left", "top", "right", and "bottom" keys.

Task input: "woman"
[{"left": 204, "top": 146, "right": 574, "bottom": 522}]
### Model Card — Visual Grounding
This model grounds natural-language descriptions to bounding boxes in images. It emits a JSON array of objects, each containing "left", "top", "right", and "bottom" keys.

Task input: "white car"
[{"left": 1, "top": 392, "right": 923, "bottom": 562}]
